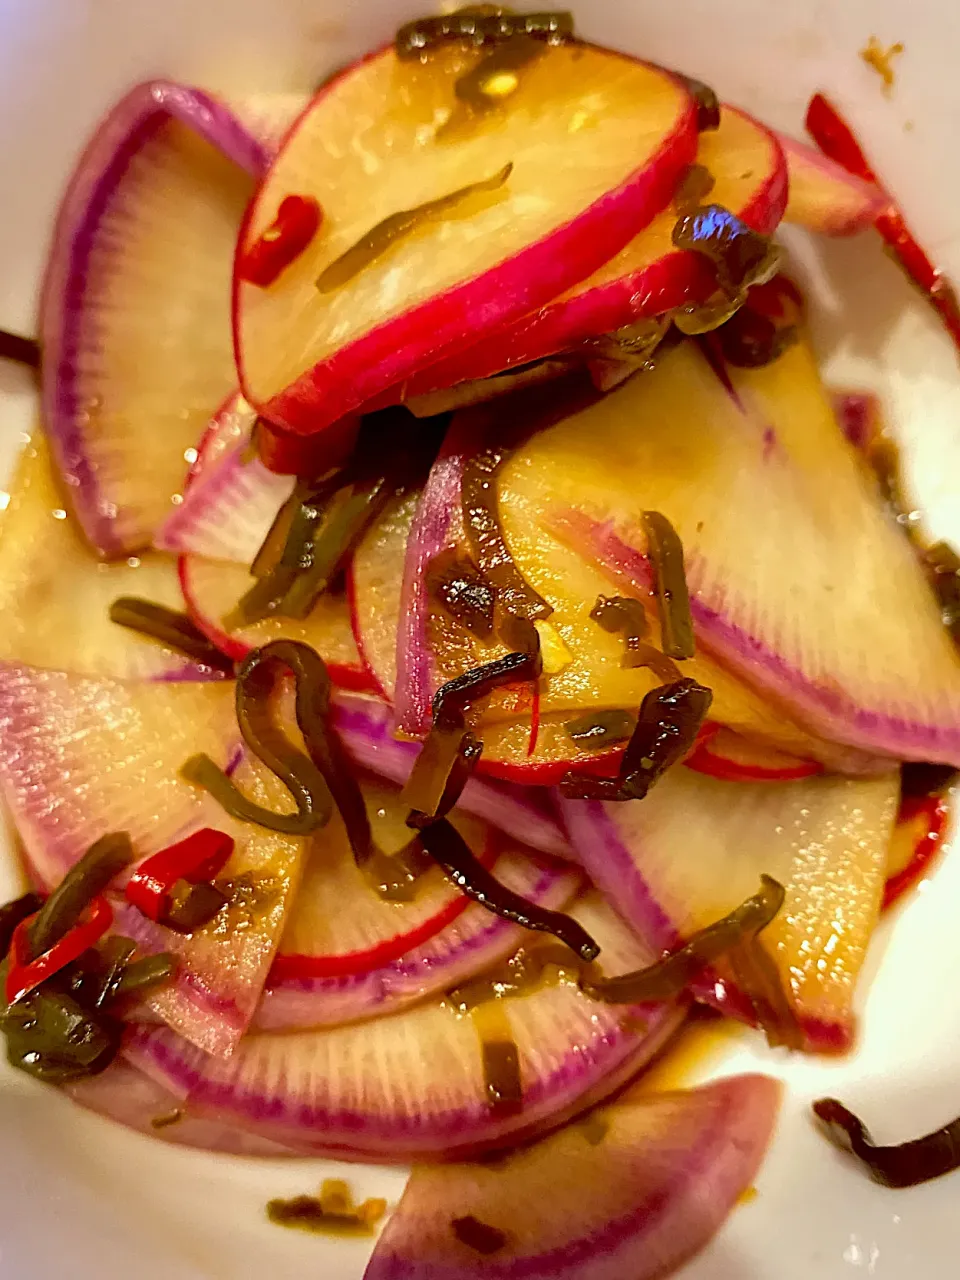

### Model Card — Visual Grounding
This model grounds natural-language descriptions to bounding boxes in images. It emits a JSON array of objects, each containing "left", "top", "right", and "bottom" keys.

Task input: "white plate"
[{"left": 1, "top": 1, "right": 959, "bottom": 1276}]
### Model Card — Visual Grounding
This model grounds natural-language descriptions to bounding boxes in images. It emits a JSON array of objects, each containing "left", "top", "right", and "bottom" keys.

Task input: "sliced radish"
[
  {"left": 0, "top": 660, "right": 236, "bottom": 887},
  {"left": 506, "top": 336, "right": 960, "bottom": 763},
  {"left": 778, "top": 130, "right": 885, "bottom": 236},
  {"left": 156, "top": 429, "right": 293, "bottom": 565},
  {"left": 0, "top": 438, "right": 220, "bottom": 681},
  {"left": 684, "top": 724, "right": 822, "bottom": 782},
  {"left": 377, "top": 102, "right": 787, "bottom": 401},
  {"left": 883, "top": 792, "right": 949, "bottom": 911},
  {"left": 396, "top": 383, "right": 880, "bottom": 772},
  {"left": 0, "top": 660, "right": 308, "bottom": 1055},
  {"left": 66, "top": 1056, "right": 301, "bottom": 1156},
  {"left": 180, "top": 555, "right": 376, "bottom": 691},
  {"left": 127, "top": 894, "right": 687, "bottom": 1161},
  {"left": 331, "top": 695, "right": 573, "bottom": 860},
  {"left": 236, "top": 45, "right": 698, "bottom": 436},
  {"left": 40, "top": 82, "right": 263, "bottom": 555},
  {"left": 364, "top": 1073, "right": 780, "bottom": 1280},
  {"left": 559, "top": 767, "right": 899, "bottom": 1052},
  {"left": 350, "top": 492, "right": 418, "bottom": 701},
  {"left": 258, "top": 778, "right": 579, "bottom": 1030},
  {"left": 403, "top": 359, "right": 574, "bottom": 419},
  {"left": 187, "top": 391, "right": 258, "bottom": 485},
  {"left": 212, "top": 91, "right": 309, "bottom": 162}
]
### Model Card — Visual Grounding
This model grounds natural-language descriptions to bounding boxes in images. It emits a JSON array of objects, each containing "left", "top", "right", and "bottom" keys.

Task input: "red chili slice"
[
  {"left": 806, "top": 93, "right": 960, "bottom": 355},
  {"left": 237, "top": 194, "right": 323, "bottom": 288},
  {"left": 125, "top": 828, "right": 234, "bottom": 924},
  {"left": 5, "top": 897, "right": 113, "bottom": 1005}
]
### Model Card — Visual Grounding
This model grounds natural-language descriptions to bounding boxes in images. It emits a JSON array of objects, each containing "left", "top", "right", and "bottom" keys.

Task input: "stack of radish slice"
[{"left": 4, "top": 18, "right": 960, "bottom": 1279}]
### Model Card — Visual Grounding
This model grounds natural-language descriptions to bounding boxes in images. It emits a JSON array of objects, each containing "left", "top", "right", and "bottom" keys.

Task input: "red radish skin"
[
  {"left": 126, "top": 895, "right": 687, "bottom": 1161},
  {"left": 330, "top": 695, "right": 573, "bottom": 860},
  {"left": 518, "top": 336, "right": 960, "bottom": 765},
  {"left": 0, "top": 438, "right": 219, "bottom": 682},
  {"left": 363, "top": 1075, "right": 781, "bottom": 1280},
  {"left": 373, "top": 104, "right": 787, "bottom": 404},
  {"left": 236, "top": 45, "right": 699, "bottom": 436},
  {"left": 559, "top": 767, "right": 899, "bottom": 1053},
  {"left": 684, "top": 724, "right": 822, "bottom": 782},
  {"left": 40, "top": 83, "right": 267, "bottom": 555},
  {"left": 179, "top": 554, "right": 378, "bottom": 693},
  {"left": 882, "top": 793, "right": 949, "bottom": 911},
  {"left": 778, "top": 129, "right": 885, "bottom": 235}
]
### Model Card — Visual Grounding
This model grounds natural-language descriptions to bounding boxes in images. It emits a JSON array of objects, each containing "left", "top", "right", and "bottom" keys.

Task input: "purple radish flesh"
[
  {"left": 127, "top": 893, "right": 687, "bottom": 1161},
  {"left": 363, "top": 1073, "right": 781, "bottom": 1280},
  {"left": 40, "top": 82, "right": 266, "bottom": 555},
  {"left": 559, "top": 766, "right": 899, "bottom": 1052}
]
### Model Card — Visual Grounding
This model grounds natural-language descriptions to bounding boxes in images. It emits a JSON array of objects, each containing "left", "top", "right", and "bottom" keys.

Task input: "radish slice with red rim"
[
  {"left": 778, "top": 129, "right": 885, "bottom": 236},
  {"left": 257, "top": 776, "right": 579, "bottom": 1030},
  {"left": 377, "top": 102, "right": 787, "bottom": 403},
  {"left": 40, "top": 82, "right": 266, "bottom": 556},
  {"left": 127, "top": 893, "right": 687, "bottom": 1161},
  {"left": 506, "top": 333, "right": 960, "bottom": 764},
  {"left": 236, "top": 44, "right": 698, "bottom": 437},
  {"left": 559, "top": 766, "right": 899, "bottom": 1052},
  {"left": 0, "top": 659, "right": 308, "bottom": 1055},
  {"left": 0, "top": 438, "right": 221, "bottom": 681},
  {"left": 684, "top": 724, "right": 822, "bottom": 782},
  {"left": 364, "top": 1074, "right": 781, "bottom": 1280},
  {"left": 180, "top": 555, "right": 377, "bottom": 691},
  {"left": 350, "top": 492, "right": 418, "bottom": 702},
  {"left": 331, "top": 695, "right": 573, "bottom": 860}
]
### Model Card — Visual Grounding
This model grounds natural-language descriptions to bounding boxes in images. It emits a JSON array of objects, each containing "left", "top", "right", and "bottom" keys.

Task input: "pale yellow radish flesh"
[
  {"left": 349, "top": 492, "right": 417, "bottom": 700},
  {"left": 560, "top": 767, "right": 899, "bottom": 1051},
  {"left": 0, "top": 438, "right": 212, "bottom": 680},
  {"left": 237, "top": 45, "right": 698, "bottom": 434},
  {"left": 500, "top": 337, "right": 960, "bottom": 762}
]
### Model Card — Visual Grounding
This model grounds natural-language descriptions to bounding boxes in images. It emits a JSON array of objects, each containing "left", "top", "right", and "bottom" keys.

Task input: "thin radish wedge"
[
  {"left": 510, "top": 336, "right": 960, "bottom": 764},
  {"left": 684, "top": 724, "right": 822, "bottom": 782},
  {"left": 349, "top": 492, "right": 417, "bottom": 701},
  {"left": 127, "top": 894, "right": 687, "bottom": 1161},
  {"left": 363, "top": 1074, "right": 781, "bottom": 1280},
  {"left": 330, "top": 695, "right": 573, "bottom": 860},
  {"left": 66, "top": 1057, "right": 302, "bottom": 1156},
  {"left": 258, "top": 778, "right": 579, "bottom": 1030},
  {"left": 778, "top": 130, "right": 885, "bottom": 236},
  {"left": 40, "top": 82, "right": 265, "bottom": 555},
  {"left": 559, "top": 767, "right": 899, "bottom": 1052},
  {"left": 180, "top": 555, "right": 376, "bottom": 690},
  {"left": 397, "top": 380, "right": 885, "bottom": 774},
  {"left": 375, "top": 102, "right": 787, "bottom": 402},
  {"left": 0, "top": 660, "right": 307, "bottom": 1055},
  {"left": 235, "top": 44, "right": 698, "bottom": 436},
  {"left": 0, "top": 438, "right": 220, "bottom": 681}
]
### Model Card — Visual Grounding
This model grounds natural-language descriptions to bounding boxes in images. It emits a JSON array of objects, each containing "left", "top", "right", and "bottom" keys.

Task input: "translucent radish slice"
[
  {"left": 66, "top": 1056, "right": 302, "bottom": 1156},
  {"left": 213, "top": 91, "right": 309, "bottom": 160},
  {"left": 0, "top": 659, "right": 307, "bottom": 1055},
  {"left": 0, "top": 660, "right": 236, "bottom": 888},
  {"left": 258, "top": 782, "right": 579, "bottom": 1030},
  {"left": 364, "top": 1074, "right": 781, "bottom": 1280},
  {"left": 188, "top": 391, "right": 256, "bottom": 484},
  {"left": 883, "top": 793, "right": 949, "bottom": 911},
  {"left": 236, "top": 45, "right": 698, "bottom": 436},
  {"left": 778, "top": 129, "right": 885, "bottom": 236},
  {"left": 40, "top": 82, "right": 262, "bottom": 555},
  {"left": 505, "top": 337, "right": 960, "bottom": 763},
  {"left": 379, "top": 103, "right": 787, "bottom": 401},
  {"left": 682, "top": 724, "right": 822, "bottom": 782},
  {"left": 180, "top": 555, "right": 376, "bottom": 691},
  {"left": 127, "top": 894, "right": 687, "bottom": 1161},
  {"left": 559, "top": 767, "right": 899, "bottom": 1052},
  {"left": 0, "top": 437, "right": 219, "bottom": 681},
  {"left": 331, "top": 695, "right": 573, "bottom": 860},
  {"left": 156, "top": 440, "right": 293, "bottom": 563},
  {"left": 350, "top": 492, "right": 418, "bottom": 701}
]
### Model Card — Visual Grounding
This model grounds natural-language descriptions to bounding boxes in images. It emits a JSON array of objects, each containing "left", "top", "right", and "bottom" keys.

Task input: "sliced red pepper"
[
  {"left": 238, "top": 194, "right": 323, "bottom": 288},
  {"left": 125, "top": 828, "right": 234, "bottom": 924},
  {"left": 5, "top": 897, "right": 113, "bottom": 1005},
  {"left": 806, "top": 93, "right": 960, "bottom": 355}
]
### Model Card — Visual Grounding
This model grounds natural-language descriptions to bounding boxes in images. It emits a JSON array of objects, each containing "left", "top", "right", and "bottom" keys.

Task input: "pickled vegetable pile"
[{"left": 0, "top": 10, "right": 959, "bottom": 1277}]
